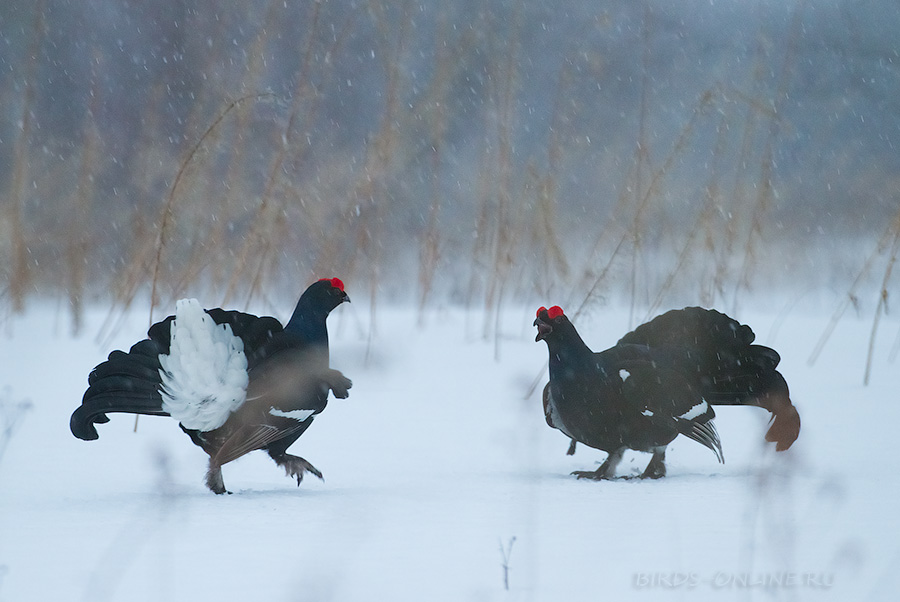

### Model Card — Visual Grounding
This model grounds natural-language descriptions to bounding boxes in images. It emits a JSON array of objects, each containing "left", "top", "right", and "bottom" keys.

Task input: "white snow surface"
[
  {"left": 1, "top": 302, "right": 900, "bottom": 601},
  {"left": 158, "top": 299, "right": 249, "bottom": 431}
]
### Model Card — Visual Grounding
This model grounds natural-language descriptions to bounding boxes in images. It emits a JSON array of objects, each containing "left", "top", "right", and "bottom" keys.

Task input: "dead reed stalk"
[
  {"left": 807, "top": 200, "right": 900, "bottom": 385},
  {"left": 574, "top": 90, "right": 711, "bottom": 324},
  {"left": 645, "top": 106, "right": 726, "bottom": 319},
  {"left": 148, "top": 92, "right": 273, "bottom": 324},
  {"left": 417, "top": 11, "right": 454, "bottom": 321},
  {"left": 863, "top": 227, "right": 899, "bottom": 385},
  {"left": 7, "top": 2, "right": 45, "bottom": 313},
  {"left": 67, "top": 55, "right": 102, "bottom": 335},
  {"left": 222, "top": 2, "right": 327, "bottom": 306},
  {"left": 731, "top": 2, "right": 804, "bottom": 313}
]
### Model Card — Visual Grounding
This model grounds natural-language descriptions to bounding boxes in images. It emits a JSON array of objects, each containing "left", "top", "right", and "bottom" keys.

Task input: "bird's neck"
[
  {"left": 546, "top": 332, "right": 593, "bottom": 372},
  {"left": 284, "top": 305, "right": 329, "bottom": 349}
]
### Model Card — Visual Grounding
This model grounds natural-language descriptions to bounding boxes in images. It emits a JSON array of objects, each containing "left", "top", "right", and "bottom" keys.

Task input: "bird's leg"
[
  {"left": 572, "top": 447, "right": 626, "bottom": 480},
  {"left": 566, "top": 438, "right": 578, "bottom": 456},
  {"left": 268, "top": 450, "right": 324, "bottom": 486},
  {"left": 206, "top": 460, "right": 230, "bottom": 495},
  {"left": 324, "top": 368, "right": 353, "bottom": 399},
  {"left": 641, "top": 446, "right": 667, "bottom": 479}
]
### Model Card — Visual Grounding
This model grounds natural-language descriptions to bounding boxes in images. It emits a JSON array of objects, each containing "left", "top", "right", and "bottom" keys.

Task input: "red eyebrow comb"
[
  {"left": 536, "top": 306, "right": 564, "bottom": 319},
  {"left": 319, "top": 278, "right": 344, "bottom": 291}
]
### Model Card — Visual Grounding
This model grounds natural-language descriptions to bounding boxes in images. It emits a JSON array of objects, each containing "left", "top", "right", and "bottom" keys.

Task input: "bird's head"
[
  {"left": 534, "top": 305, "right": 568, "bottom": 342},
  {"left": 303, "top": 277, "right": 351, "bottom": 313}
]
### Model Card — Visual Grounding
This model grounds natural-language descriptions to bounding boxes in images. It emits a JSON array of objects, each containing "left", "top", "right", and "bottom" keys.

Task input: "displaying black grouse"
[
  {"left": 71, "top": 278, "right": 351, "bottom": 493},
  {"left": 534, "top": 305, "right": 800, "bottom": 480}
]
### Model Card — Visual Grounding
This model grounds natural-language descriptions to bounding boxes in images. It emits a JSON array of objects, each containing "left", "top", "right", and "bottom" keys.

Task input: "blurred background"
[{"left": 1, "top": 0, "right": 898, "bottom": 331}]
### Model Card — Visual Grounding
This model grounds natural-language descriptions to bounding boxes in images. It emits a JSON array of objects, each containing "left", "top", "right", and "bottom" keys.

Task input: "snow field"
[{"left": 1, "top": 301, "right": 898, "bottom": 601}]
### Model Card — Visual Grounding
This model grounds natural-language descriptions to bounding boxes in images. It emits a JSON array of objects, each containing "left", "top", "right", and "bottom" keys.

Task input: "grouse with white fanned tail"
[
  {"left": 70, "top": 278, "right": 351, "bottom": 494},
  {"left": 534, "top": 305, "right": 800, "bottom": 480}
]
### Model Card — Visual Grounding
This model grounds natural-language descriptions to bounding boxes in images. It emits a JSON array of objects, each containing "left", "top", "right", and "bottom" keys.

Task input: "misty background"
[{"left": 1, "top": 0, "right": 898, "bottom": 331}]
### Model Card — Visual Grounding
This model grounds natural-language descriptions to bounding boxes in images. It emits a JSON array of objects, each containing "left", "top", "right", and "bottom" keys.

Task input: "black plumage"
[
  {"left": 534, "top": 305, "right": 800, "bottom": 480},
  {"left": 71, "top": 278, "right": 351, "bottom": 493}
]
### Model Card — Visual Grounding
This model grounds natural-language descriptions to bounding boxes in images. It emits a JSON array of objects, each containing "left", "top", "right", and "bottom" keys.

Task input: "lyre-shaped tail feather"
[
  {"left": 762, "top": 390, "right": 801, "bottom": 451},
  {"left": 713, "top": 370, "right": 801, "bottom": 452},
  {"left": 70, "top": 339, "right": 169, "bottom": 441},
  {"left": 675, "top": 419, "right": 725, "bottom": 464}
]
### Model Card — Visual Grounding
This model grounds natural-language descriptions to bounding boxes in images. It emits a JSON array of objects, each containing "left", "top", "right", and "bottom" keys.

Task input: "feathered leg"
[
  {"left": 265, "top": 421, "right": 323, "bottom": 486},
  {"left": 205, "top": 460, "right": 229, "bottom": 495},
  {"left": 641, "top": 446, "right": 667, "bottom": 479}
]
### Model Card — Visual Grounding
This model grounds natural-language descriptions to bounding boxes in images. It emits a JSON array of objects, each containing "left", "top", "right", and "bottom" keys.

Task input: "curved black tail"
[
  {"left": 619, "top": 307, "right": 801, "bottom": 450},
  {"left": 702, "top": 361, "right": 800, "bottom": 451},
  {"left": 71, "top": 307, "right": 284, "bottom": 441},
  {"left": 70, "top": 340, "right": 169, "bottom": 440}
]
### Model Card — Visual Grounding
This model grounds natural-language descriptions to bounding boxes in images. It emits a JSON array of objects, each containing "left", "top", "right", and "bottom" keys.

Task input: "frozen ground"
[{"left": 1, "top": 300, "right": 899, "bottom": 601}]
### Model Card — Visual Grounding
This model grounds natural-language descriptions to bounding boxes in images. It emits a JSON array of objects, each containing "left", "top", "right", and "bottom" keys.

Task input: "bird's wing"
[
  {"left": 202, "top": 309, "right": 284, "bottom": 369},
  {"left": 244, "top": 345, "right": 331, "bottom": 414},
  {"left": 542, "top": 383, "right": 554, "bottom": 427},
  {"left": 212, "top": 416, "right": 313, "bottom": 466},
  {"left": 605, "top": 349, "right": 725, "bottom": 463},
  {"left": 209, "top": 345, "right": 332, "bottom": 466}
]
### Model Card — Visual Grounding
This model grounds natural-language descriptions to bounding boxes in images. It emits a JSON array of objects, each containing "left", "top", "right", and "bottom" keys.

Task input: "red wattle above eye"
[{"left": 319, "top": 277, "right": 345, "bottom": 292}]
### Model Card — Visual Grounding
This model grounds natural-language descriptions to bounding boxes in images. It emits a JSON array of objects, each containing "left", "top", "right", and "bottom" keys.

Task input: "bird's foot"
[
  {"left": 571, "top": 469, "right": 615, "bottom": 481},
  {"left": 571, "top": 470, "right": 649, "bottom": 481},
  {"left": 571, "top": 448, "right": 625, "bottom": 480},
  {"left": 327, "top": 369, "right": 353, "bottom": 399},
  {"left": 640, "top": 463, "right": 666, "bottom": 479},
  {"left": 279, "top": 454, "right": 324, "bottom": 486}
]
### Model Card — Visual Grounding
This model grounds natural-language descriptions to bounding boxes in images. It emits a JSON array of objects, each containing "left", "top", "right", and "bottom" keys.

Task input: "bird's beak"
[
  {"left": 534, "top": 317, "right": 552, "bottom": 342},
  {"left": 342, "top": 291, "right": 351, "bottom": 304}
]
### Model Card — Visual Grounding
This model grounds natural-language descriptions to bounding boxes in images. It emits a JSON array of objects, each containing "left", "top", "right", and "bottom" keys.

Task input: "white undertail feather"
[{"left": 159, "top": 299, "right": 249, "bottom": 431}]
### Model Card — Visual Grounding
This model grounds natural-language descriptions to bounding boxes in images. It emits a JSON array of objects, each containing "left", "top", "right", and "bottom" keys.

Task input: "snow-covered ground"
[{"left": 1, "top": 300, "right": 898, "bottom": 601}]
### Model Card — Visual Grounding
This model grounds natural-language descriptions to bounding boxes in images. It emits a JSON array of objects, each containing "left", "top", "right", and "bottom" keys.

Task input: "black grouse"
[
  {"left": 70, "top": 278, "right": 351, "bottom": 493},
  {"left": 534, "top": 305, "right": 800, "bottom": 480}
]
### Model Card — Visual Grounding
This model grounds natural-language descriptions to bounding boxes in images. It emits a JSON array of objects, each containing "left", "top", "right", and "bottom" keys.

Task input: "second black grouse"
[{"left": 534, "top": 305, "right": 800, "bottom": 479}]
